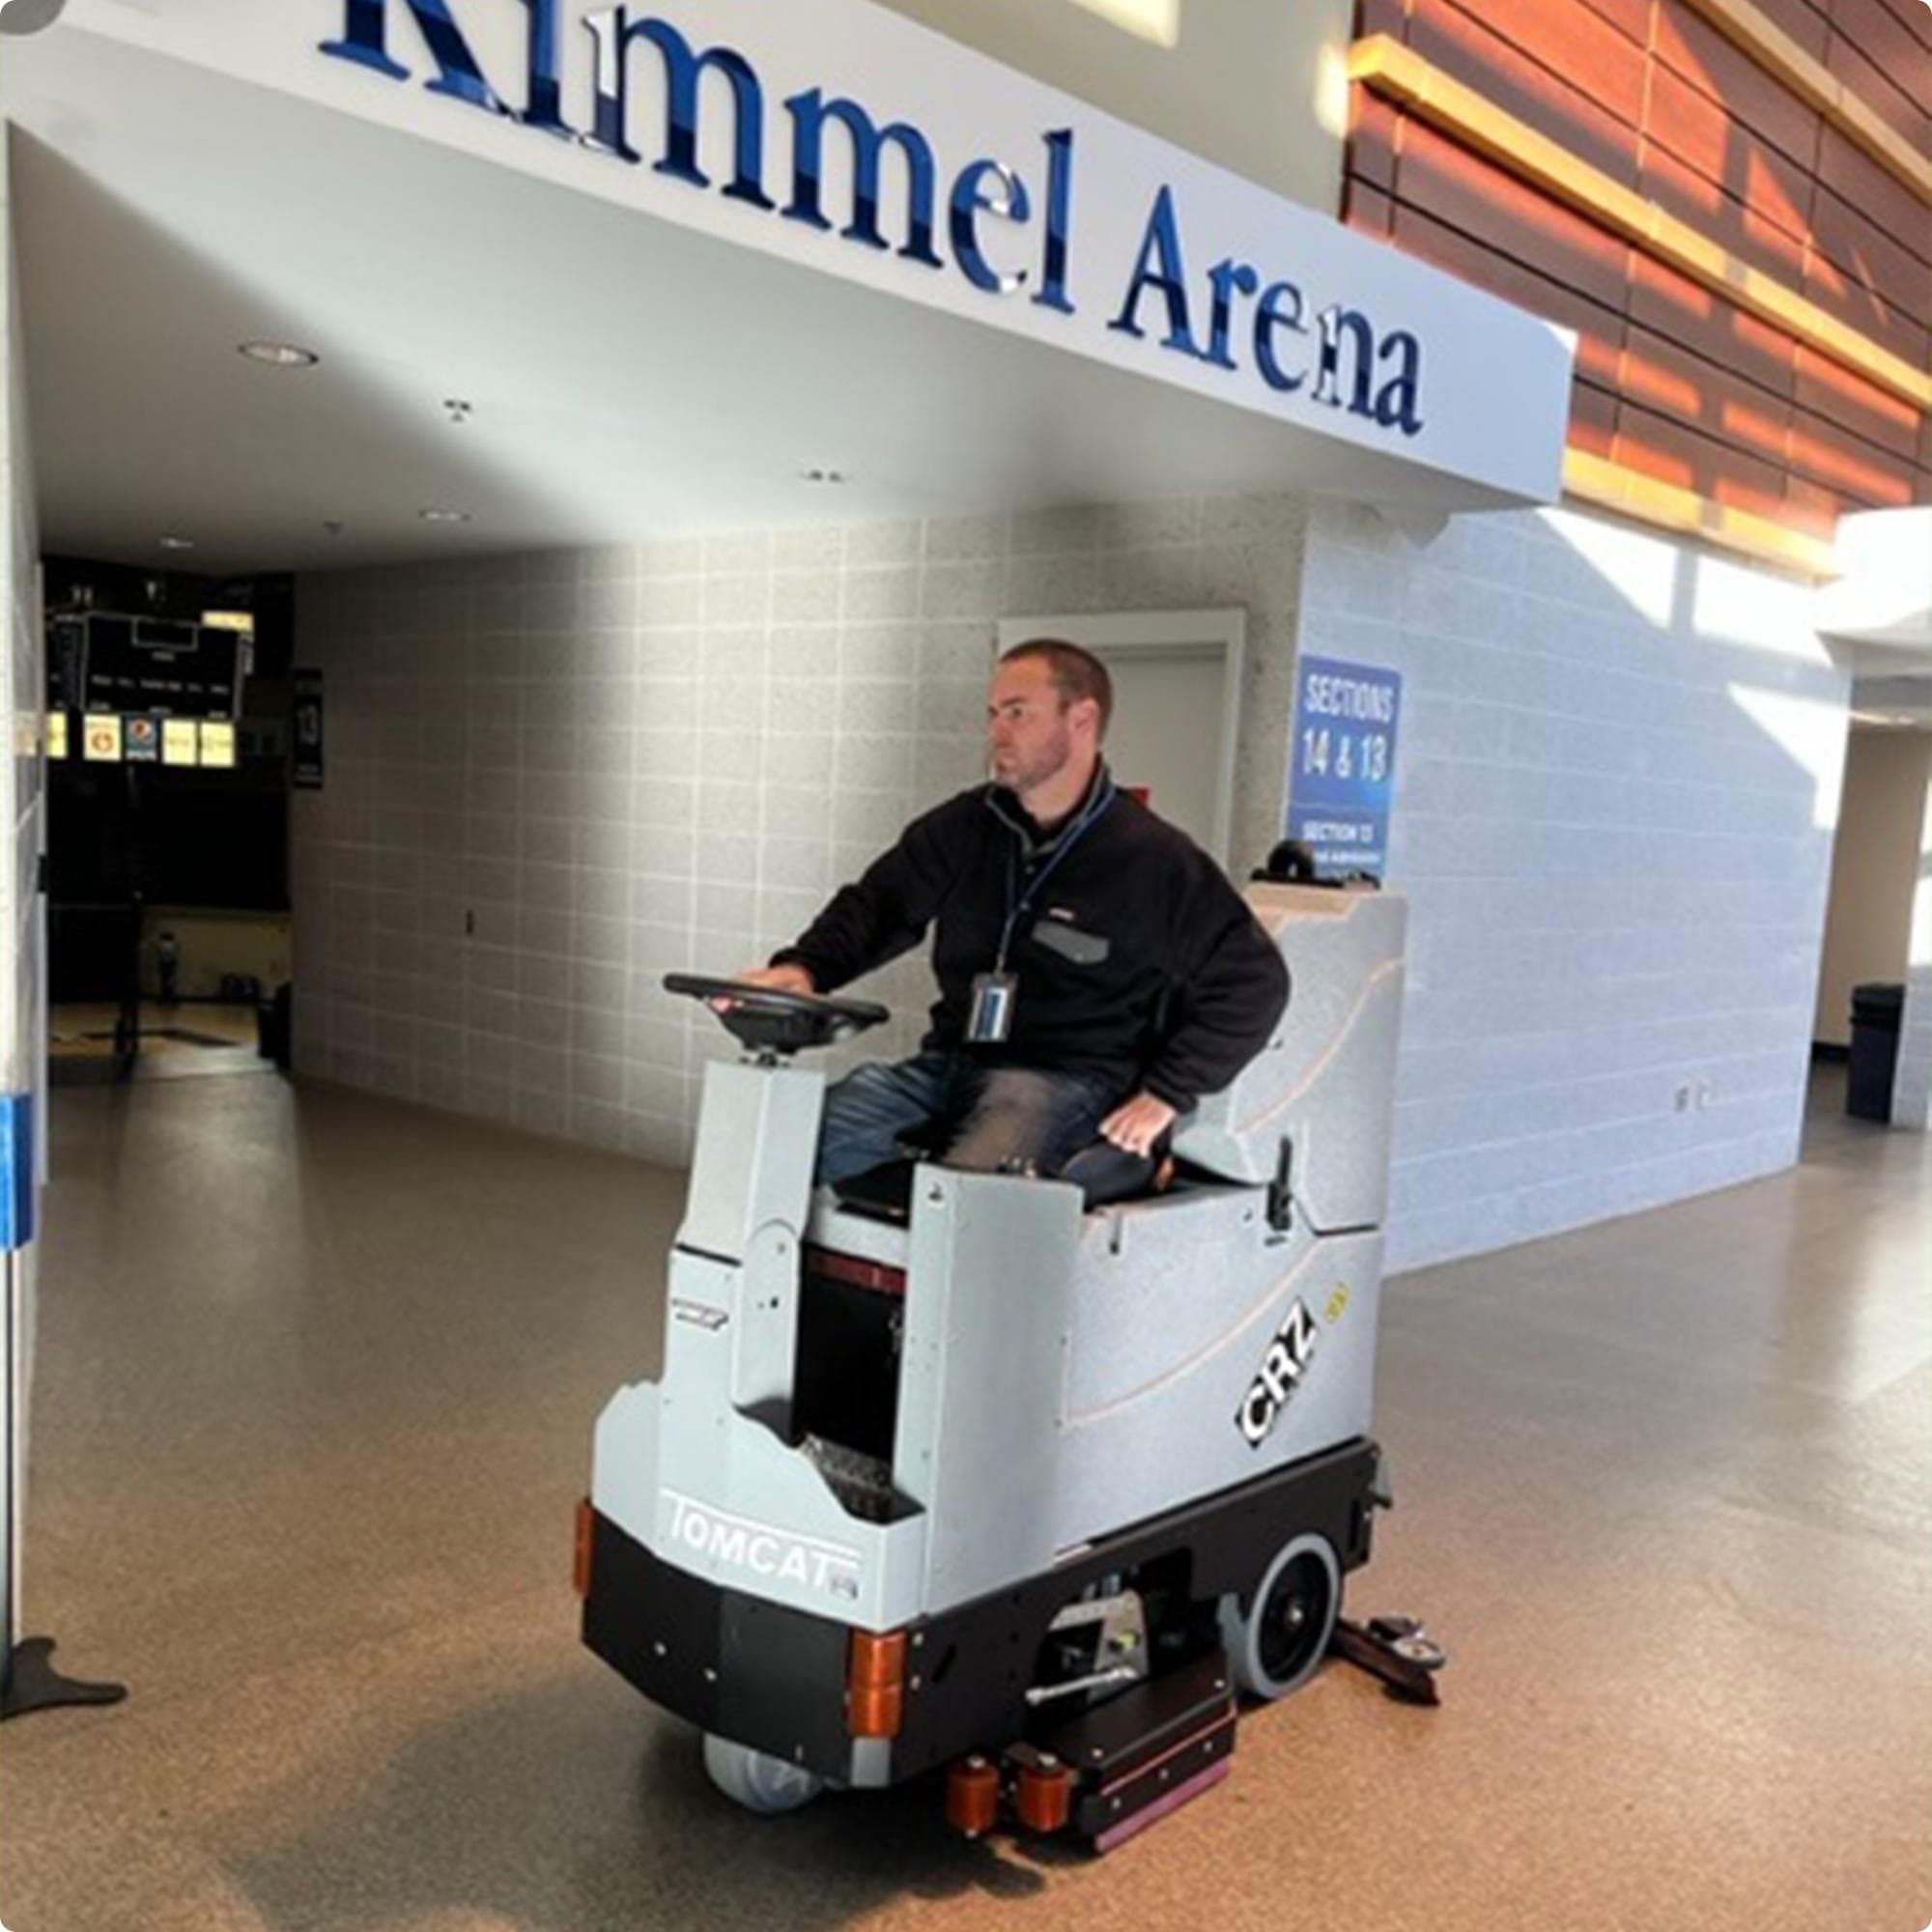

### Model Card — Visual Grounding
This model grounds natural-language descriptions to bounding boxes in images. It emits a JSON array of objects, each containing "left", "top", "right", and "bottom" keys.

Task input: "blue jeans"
[{"left": 816, "top": 1051, "right": 1121, "bottom": 1187}]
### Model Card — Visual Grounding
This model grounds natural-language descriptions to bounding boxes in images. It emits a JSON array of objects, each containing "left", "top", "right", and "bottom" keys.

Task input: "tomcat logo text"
[{"left": 664, "top": 1491, "right": 861, "bottom": 1599}]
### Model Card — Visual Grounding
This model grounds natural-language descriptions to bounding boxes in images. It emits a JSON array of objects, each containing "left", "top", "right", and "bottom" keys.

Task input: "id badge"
[{"left": 967, "top": 971, "right": 1018, "bottom": 1044}]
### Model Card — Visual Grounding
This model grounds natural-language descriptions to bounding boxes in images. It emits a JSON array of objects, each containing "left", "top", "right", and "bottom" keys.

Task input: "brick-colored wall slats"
[
  {"left": 1641, "top": 66, "right": 1820, "bottom": 243},
  {"left": 1792, "top": 341, "right": 1926, "bottom": 460},
  {"left": 1407, "top": 0, "right": 1646, "bottom": 185},
  {"left": 1357, "top": 0, "right": 1407, "bottom": 40},
  {"left": 1802, "top": 252, "right": 1932, "bottom": 370},
  {"left": 1621, "top": 320, "right": 1797, "bottom": 471},
  {"left": 1747, "top": 0, "right": 1834, "bottom": 61},
  {"left": 1781, "top": 471, "right": 1850, "bottom": 535},
  {"left": 1848, "top": 0, "right": 1932, "bottom": 60},
  {"left": 1394, "top": 115, "right": 1636, "bottom": 313},
  {"left": 1637, "top": 139, "right": 1813, "bottom": 287},
  {"left": 1654, "top": 0, "right": 1826, "bottom": 168},
  {"left": 1807, "top": 183, "right": 1932, "bottom": 325},
  {"left": 1787, "top": 404, "right": 1923, "bottom": 501},
  {"left": 1571, "top": 377, "right": 1622, "bottom": 457},
  {"left": 1814, "top": 126, "right": 1932, "bottom": 271},
  {"left": 1577, "top": 0, "right": 1658, "bottom": 49},
  {"left": 1345, "top": 178, "right": 1396, "bottom": 237},
  {"left": 1826, "top": 14, "right": 1932, "bottom": 148},
  {"left": 1441, "top": 0, "right": 1653, "bottom": 121},
  {"left": 1350, "top": 84, "right": 1403, "bottom": 191},
  {"left": 1614, "top": 398, "right": 1796, "bottom": 516},
  {"left": 1628, "top": 249, "right": 1801, "bottom": 398}
]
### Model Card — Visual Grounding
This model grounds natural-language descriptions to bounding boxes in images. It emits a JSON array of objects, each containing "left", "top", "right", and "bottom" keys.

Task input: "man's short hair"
[{"left": 1000, "top": 639, "right": 1114, "bottom": 739}]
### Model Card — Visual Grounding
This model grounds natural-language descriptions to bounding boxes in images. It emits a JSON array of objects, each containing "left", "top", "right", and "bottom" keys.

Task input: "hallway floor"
[{"left": 3, "top": 1065, "right": 1926, "bottom": 1932}]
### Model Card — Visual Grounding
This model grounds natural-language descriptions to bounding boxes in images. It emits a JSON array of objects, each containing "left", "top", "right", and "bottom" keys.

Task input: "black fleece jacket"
[{"left": 773, "top": 771, "right": 1288, "bottom": 1111}]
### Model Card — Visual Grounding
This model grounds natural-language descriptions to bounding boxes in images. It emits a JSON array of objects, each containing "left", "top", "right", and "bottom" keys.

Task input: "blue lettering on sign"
[
  {"left": 316, "top": 4, "right": 1426, "bottom": 434},
  {"left": 1287, "top": 657, "right": 1403, "bottom": 882}
]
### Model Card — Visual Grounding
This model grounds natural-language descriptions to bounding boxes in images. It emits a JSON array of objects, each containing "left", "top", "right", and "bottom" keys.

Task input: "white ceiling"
[{"left": 6, "top": 24, "right": 1523, "bottom": 577}]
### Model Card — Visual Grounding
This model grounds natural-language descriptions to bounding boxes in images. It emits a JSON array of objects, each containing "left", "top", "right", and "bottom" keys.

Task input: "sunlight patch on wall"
[
  {"left": 1729, "top": 685, "right": 1850, "bottom": 832},
  {"left": 1692, "top": 554, "right": 1834, "bottom": 664},
  {"left": 1065, "top": 0, "right": 1181, "bottom": 48}
]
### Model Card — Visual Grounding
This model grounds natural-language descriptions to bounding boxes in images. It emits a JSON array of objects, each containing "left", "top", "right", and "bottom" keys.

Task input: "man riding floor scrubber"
[{"left": 577, "top": 875, "right": 1437, "bottom": 1849}]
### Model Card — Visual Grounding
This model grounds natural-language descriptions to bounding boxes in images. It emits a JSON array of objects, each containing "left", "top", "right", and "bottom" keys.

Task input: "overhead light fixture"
[
  {"left": 800, "top": 468, "right": 849, "bottom": 486},
  {"left": 418, "top": 508, "right": 472, "bottom": 524},
  {"left": 157, "top": 535, "right": 195, "bottom": 551},
  {"left": 239, "top": 339, "right": 320, "bottom": 368}
]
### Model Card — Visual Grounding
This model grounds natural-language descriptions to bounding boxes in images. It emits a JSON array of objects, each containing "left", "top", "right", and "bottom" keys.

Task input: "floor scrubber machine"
[{"left": 578, "top": 878, "right": 1438, "bottom": 1849}]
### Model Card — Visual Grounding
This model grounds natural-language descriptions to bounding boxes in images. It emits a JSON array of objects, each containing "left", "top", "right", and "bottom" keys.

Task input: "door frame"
[{"left": 996, "top": 608, "right": 1246, "bottom": 866}]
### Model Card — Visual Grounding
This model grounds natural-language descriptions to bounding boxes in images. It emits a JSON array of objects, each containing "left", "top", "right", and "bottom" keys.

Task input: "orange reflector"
[
  {"left": 947, "top": 1755, "right": 1001, "bottom": 1837},
  {"left": 847, "top": 1629, "right": 908, "bottom": 1737},
  {"left": 574, "top": 1499, "right": 595, "bottom": 1599},
  {"left": 1014, "top": 1757, "right": 1072, "bottom": 1833}
]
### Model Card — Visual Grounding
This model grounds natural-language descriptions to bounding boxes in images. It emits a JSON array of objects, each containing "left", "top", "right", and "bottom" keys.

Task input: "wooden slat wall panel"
[
  {"left": 1640, "top": 67, "right": 1819, "bottom": 249},
  {"left": 1825, "top": 15, "right": 1932, "bottom": 153},
  {"left": 1615, "top": 400, "right": 1794, "bottom": 517},
  {"left": 1655, "top": 0, "right": 1827, "bottom": 166},
  {"left": 1753, "top": 0, "right": 1833, "bottom": 60},
  {"left": 1801, "top": 254, "right": 1931, "bottom": 369},
  {"left": 1345, "top": 0, "right": 1932, "bottom": 538},
  {"left": 1853, "top": 0, "right": 1932, "bottom": 58},
  {"left": 1815, "top": 127, "right": 1932, "bottom": 269},
  {"left": 1406, "top": 0, "right": 1646, "bottom": 184},
  {"left": 1636, "top": 136, "right": 1812, "bottom": 286}
]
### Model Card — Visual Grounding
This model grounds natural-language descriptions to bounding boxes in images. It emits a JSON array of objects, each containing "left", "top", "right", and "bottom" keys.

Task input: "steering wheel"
[{"left": 663, "top": 974, "right": 890, "bottom": 1057}]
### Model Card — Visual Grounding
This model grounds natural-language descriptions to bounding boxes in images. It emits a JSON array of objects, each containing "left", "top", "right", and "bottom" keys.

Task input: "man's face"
[{"left": 987, "top": 658, "right": 1076, "bottom": 793}]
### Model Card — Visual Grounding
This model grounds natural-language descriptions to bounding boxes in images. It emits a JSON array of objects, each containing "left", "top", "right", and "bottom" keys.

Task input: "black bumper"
[{"left": 582, "top": 1435, "right": 1380, "bottom": 1785}]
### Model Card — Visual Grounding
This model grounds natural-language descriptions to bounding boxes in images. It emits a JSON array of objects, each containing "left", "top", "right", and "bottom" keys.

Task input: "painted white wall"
[
  {"left": 291, "top": 493, "right": 1306, "bottom": 1165},
  {"left": 1295, "top": 499, "right": 1849, "bottom": 1273},
  {"left": 1812, "top": 727, "right": 1932, "bottom": 1047},
  {"left": 874, "top": 0, "right": 1352, "bottom": 213}
]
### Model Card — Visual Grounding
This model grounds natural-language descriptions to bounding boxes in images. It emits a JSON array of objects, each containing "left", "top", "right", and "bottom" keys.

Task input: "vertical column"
[
  {"left": 0, "top": 122, "right": 123, "bottom": 1718},
  {"left": 1891, "top": 775, "right": 1932, "bottom": 1132}
]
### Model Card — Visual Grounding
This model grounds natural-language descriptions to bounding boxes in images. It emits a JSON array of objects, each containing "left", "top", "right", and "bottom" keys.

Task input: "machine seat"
[{"left": 831, "top": 1139, "right": 1173, "bottom": 1221}]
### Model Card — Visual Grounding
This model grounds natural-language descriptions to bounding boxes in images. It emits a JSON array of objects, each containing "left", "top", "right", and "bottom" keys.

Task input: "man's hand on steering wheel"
[
  {"left": 1099, "top": 1092, "right": 1179, "bottom": 1157},
  {"left": 714, "top": 963, "right": 817, "bottom": 1009}
]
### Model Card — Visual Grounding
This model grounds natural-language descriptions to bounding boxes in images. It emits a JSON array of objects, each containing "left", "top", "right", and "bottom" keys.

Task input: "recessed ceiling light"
[
  {"left": 418, "top": 508, "right": 472, "bottom": 524},
  {"left": 157, "top": 535, "right": 195, "bottom": 551},
  {"left": 800, "top": 468, "right": 849, "bottom": 486},
  {"left": 239, "top": 339, "right": 320, "bottom": 368}
]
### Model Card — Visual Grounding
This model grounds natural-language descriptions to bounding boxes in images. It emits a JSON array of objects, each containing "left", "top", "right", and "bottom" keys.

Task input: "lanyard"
[{"left": 996, "top": 776, "right": 1116, "bottom": 970}]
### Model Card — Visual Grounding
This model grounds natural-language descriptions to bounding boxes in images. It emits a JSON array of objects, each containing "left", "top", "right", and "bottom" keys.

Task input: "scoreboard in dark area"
[{"left": 50, "top": 611, "right": 246, "bottom": 724}]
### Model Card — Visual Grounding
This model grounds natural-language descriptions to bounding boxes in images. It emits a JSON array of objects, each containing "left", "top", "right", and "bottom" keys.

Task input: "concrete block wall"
[
  {"left": 292, "top": 495, "right": 1305, "bottom": 1166},
  {"left": 1297, "top": 498, "right": 1849, "bottom": 1271}
]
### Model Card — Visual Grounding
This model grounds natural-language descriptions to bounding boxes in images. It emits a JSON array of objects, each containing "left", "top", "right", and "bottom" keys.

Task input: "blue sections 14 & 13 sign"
[{"left": 1287, "top": 657, "right": 1403, "bottom": 881}]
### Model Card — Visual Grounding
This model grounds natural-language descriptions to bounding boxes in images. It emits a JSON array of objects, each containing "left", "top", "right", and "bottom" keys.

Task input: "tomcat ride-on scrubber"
[{"left": 577, "top": 875, "right": 1443, "bottom": 1851}]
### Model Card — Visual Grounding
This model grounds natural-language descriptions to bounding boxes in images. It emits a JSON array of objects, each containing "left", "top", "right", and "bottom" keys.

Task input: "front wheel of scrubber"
[
  {"left": 1217, "top": 1532, "right": 1341, "bottom": 1700},
  {"left": 702, "top": 1733, "right": 825, "bottom": 1814}
]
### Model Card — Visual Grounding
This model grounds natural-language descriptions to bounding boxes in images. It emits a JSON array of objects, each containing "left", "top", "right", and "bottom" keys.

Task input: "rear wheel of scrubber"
[
  {"left": 701, "top": 1733, "right": 825, "bottom": 1814},
  {"left": 1217, "top": 1532, "right": 1341, "bottom": 1700}
]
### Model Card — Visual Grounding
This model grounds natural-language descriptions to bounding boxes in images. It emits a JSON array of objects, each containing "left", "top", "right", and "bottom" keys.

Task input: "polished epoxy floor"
[{"left": 3, "top": 1065, "right": 1926, "bottom": 1932}]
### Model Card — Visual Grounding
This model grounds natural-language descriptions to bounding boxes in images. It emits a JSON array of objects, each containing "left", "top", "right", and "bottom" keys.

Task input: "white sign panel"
[{"left": 50, "top": 0, "right": 1575, "bottom": 500}]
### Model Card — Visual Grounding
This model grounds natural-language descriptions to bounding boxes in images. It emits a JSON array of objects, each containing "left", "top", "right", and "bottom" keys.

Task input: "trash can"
[
  {"left": 1847, "top": 981, "right": 1905, "bottom": 1122},
  {"left": 256, "top": 981, "right": 293, "bottom": 1073}
]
